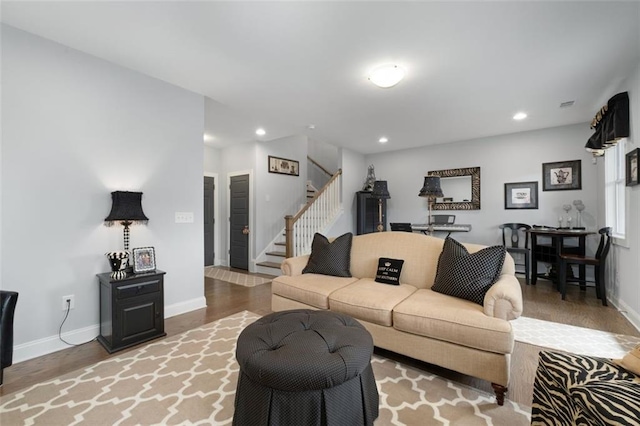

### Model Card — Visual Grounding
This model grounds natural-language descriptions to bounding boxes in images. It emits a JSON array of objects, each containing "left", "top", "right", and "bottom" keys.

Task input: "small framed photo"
[
  {"left": 626, "top": 148, "right": 639, "bottom": 186},
  {"left": 132, "top": 247, "right": 156, "bottom": 273},
  {"left": 542, "top": 160, "right": 582, "bottom": 191},
  {"left": 268, "top": 155, "right": 299, "bottom": 176},
  {"left": 505, "top": 181, "right": 538, "bottom": 209}
]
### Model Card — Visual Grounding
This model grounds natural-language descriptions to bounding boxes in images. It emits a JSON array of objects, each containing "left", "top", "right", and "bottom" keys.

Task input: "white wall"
[
  {"left": 365, "top": 123, "right": 598, "bottom": 251},
  {"left": 608, "top": 59, "right": 640, "bottom": 330},
  {"left": 1, "top": 25, "right": 206, "bottom": 361},
  {"left": 308, "top": 138, "right": 340, "bottom": 190},
  {"left": 204, "top": 145, "right": 221, "bottom": 173},
  {"left": 255, "top": 135, "right": 308, "bottom": 256},
  {"left": 329, "top": 148, "right": 367, "bottom": 236}
]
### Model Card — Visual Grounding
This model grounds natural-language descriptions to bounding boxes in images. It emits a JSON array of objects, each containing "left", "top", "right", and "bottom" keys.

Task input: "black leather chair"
[
  {"left": 558, "top": 227, "right": 612, "bottom": 306},
  {"left": 499, "top": 223, "right": 531, "bottom": 285},
  {"left": 1, "top": 290, "right": 18, "bottom": 386},
  {"left": 390, "top": 223, "right": 413, "bottom": 232},
  {"left": 431, "top": 215, "right": 456, "bottom": 225}
]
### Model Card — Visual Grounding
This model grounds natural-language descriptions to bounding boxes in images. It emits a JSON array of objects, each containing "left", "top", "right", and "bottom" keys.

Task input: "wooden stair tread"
[
  {"left": 257, "top": 261, "right": 282, "bottom": 269},
  {"left": 274, "top": 241, "right": 286, "bottom": 246},
  {"left": 266, "top": 251, "right": 286, "bottom": 257}
]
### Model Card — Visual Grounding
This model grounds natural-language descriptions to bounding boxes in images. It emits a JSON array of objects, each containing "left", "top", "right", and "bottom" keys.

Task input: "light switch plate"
[{"left": 175, "top": 212, "right": 194, "bottom": 223}]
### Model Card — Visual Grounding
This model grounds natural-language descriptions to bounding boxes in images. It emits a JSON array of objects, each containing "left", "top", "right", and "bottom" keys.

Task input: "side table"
[{"left": 97, "top": 269, "right": 166, "bottom": 353}]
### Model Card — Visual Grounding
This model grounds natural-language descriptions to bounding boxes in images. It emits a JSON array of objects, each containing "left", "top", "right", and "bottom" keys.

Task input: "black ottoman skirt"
[{"left": 233, "top": 309, "right": 379, "bottom": 426}]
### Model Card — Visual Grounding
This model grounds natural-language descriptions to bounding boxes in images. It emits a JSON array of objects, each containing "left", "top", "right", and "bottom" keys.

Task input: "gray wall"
[
  {"left": 607, "top": 59, "right": 640, "bottom": 329},
  {"left": 329, "top": 148, "right": 367, "bottom": 236},
  {"left": 1, "top": 25, "right": 206, "bottom": 361},
  {"left": 255, "top": 135, "right": 308, "bottom": 255},
  {"left": 365, "top": 123, "right": 598, "bottom": 247}
]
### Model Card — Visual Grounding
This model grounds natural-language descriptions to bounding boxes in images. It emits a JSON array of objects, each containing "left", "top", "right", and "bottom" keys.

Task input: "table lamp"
[
  {"left": 419, "top": 176, "right": 443, "bottom": 234},
  {"left": 104, "top": 191, "right": 148, "bottom": 278},
  {"left": 371, "top": 180, "right": 390, "bottom": 232}
]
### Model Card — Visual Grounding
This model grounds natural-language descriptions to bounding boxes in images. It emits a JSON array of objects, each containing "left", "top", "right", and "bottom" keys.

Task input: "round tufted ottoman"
[{"left": 233, "top": 309, "right": 379, "bottom": 426}]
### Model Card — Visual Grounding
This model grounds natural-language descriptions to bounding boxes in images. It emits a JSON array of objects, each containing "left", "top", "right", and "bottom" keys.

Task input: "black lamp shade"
[
  {"left": 104, "top": 191, "right": 149, "bottom": 224},
  {"left": 371, "top": 180, "right": 390, "bottom": 199},
  {"left": 419, "top": 176, "right": 444, "bottom": 198}
]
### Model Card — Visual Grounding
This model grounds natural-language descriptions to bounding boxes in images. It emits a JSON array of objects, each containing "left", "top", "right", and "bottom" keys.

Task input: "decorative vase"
[{"left": 106, "top": 251, "right": 129, "bottom": 279}]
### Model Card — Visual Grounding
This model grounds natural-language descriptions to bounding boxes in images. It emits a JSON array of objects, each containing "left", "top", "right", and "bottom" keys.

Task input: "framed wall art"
[
  {"left": 504, "top": 181, "right": 538, "bottom": 209},
  {"left": 626, "top": 148, "right": 639, "bottom": 186},
  {"left": 542, "top": 160, "right": 581, "bottom": 191},
  {"left": 268, "top": 155, "right": 299, "bottom": 176},
  {"left": 132, "top": 247, "right": 156, "bottom": 273}
]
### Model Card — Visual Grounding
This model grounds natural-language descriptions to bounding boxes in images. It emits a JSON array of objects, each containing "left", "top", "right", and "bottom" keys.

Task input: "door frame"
[
  {"left": 227, "top": 170, "right": 254, "bottom": 271},
  {"left": 204, "top": 172, "right": 219, "bottom": 266}
]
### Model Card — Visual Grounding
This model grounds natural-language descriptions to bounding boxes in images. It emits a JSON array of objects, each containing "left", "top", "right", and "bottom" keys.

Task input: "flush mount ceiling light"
[
  {"left": 378, "top": 137, "right": 388, "bottom": 143},
  {"left": 368, "top": 64, "right": 405, "bottom": 88},
  {"left": 255, "top": 128, "right": 266, "bottom": 136},
  {"left": 513, "top": 112, "right": 527, "bottom": 120}
]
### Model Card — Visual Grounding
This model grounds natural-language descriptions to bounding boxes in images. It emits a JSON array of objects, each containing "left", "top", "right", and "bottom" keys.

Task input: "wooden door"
[{"left": 229, "top": 175, "right": 249, "bottom": 270}]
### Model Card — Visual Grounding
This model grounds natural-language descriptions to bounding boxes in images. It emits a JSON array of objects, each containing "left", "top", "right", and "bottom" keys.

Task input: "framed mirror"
[{"left": 427, "top": 166, "right": 481, "bottom": 210}]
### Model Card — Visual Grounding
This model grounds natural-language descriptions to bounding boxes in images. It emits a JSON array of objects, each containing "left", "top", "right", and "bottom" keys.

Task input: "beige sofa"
[{"left": 271, "top": 231, "right": 523, "bottom": 405}]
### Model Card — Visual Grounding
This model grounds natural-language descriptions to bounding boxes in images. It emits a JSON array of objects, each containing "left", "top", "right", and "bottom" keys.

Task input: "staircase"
[{"left": 255, "top": 169, "right": 343, "bottom": 274}]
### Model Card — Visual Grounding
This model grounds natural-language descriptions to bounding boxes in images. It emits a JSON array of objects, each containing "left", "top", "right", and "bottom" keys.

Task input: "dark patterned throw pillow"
[
  {"left": 431, "top": 237, "right": 506, "bottom": 305},
  {"left": 375, "top": 258, "right": 404, "bottom": 285},
  {"left": 302, "top": 232, "right": 353, "bottom": 277}
]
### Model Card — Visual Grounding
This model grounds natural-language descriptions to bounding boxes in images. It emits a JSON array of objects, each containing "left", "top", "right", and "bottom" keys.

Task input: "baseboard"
[
  {"left": 164, "top": 296, "right": 207, "bottom": 318},
  {"left": 611, "top": 297, "right": 640, "bottom": 334},
  {"left": 13, "top": 324, "right": 100, "bottom": 364},
  {"left": 13, "top": 297, "right": 207, "bottom": 364}
]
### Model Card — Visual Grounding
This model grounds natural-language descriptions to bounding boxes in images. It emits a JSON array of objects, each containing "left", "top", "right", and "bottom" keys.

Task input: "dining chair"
[
  {"left": 430, "top": 215, "right": 456, "bottom": 224},
  {"left": 1, "top": 290, "right": 19, "bottom": 386},
  {"left": 390, "top": 223, "right": 413, "bottom": 232},
  {"left": 558, "top": 227, "right": 612, "bottom": 306},
  {"left": 499, "top": 223, "right": 532, "bottom": 285}
]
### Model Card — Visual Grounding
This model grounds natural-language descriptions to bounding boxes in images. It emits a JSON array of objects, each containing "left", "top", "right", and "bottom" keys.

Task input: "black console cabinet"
[
  {"left": 356, "top": 191, "right": 387, "bottom": 234},
  {"left": 97, "top": 270, "right": 166, "bottom": 353}
]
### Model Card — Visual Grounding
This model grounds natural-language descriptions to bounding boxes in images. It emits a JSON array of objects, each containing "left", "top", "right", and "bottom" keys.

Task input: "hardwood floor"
[{"left": 2, "top": 273, "right": 638, "bottom": 407}]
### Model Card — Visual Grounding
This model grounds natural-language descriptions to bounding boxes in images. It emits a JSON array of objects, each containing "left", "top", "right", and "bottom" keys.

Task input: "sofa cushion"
[
  {"left": 302, "top": 232, "right": 353, "bottom": 277},
  {"left": 328, "top": 279, "right": 417, "bottom": 326},
  {"left": 392, "top": 289, "right": 514, "bottom": 354},
  {"left": 374, "top": 258, "right": 404, "bottom": 285},
  {"left": 272, "top": 274, "right": 358, "bottom": 309},
  {"left": 432, "top": 237, "right": 506, "bottom": 305}
]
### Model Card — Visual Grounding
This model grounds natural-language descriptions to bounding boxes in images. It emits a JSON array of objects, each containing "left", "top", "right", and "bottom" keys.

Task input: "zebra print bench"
[{"left": 531, "top": 351, "right": 640, "bottom": 425}]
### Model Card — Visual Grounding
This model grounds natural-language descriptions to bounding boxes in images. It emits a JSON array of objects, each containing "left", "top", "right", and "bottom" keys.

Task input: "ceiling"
[{"left": 2, "top": 1, "right": 639, "bottom": 154}]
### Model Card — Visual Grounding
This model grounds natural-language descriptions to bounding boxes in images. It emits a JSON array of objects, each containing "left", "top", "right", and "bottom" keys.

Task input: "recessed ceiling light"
[
  {"left": 255, "top": 128, "right": 266, "bottom": 136},
  {"left": 379, "top": 137, "right": 389, "bottom": 143},
  {"left": 368, "top": 64, "right": 405, "bottom": 88},
  {"left": 513, "top": 112, "right": 527, "bottom": 120},
  {"left": 203, "top": 134, "right": 214, "bottom": 142},
  {"left": 307, "top": 124, "right": 316, "bottom": 130}
]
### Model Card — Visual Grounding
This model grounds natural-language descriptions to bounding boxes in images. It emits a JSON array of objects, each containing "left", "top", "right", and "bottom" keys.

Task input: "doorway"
[
  {"left": 229, "top": 174, "right": 250, "bottom": 270},
  {"left": 204, "top": 176, "right": 215, "bottom": 266}
]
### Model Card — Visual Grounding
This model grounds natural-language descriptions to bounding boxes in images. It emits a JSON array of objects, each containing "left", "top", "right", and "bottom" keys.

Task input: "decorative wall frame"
[
  {"left": 626, "top": 148, "right": 639, "bottom": 186},
  {"left": 542, "top": 160, "right": 581, "bottom": 191},
  {"left": 268, "top": 155, "right": 299, "bottom": 176},
  {"left": 132, "top": 246, "right": 156, "bottom": 273},
  {"left": 429, "top": 166, "right": 481, "bottom": 210},
  {"left": 504, "top": 181, "right": 538, "bottom": 209}
]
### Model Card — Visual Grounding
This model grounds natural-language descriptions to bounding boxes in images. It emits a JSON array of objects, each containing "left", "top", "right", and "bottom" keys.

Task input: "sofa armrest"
[
  {"left": 281, "top": 255, "right": 311, "bottom": 276},
  {"left": 483, "top": 274, "right": 523, "bottom": 321}
]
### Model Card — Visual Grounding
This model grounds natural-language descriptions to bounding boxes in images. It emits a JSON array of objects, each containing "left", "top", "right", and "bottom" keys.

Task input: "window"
[{"left": 604, "top": 138, "right": 626, "bottom": 239}]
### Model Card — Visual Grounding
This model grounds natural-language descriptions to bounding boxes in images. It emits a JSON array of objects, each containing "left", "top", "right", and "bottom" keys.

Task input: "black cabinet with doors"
[
  {"left": 356, "top": 191, "right": 387, "bottom": 234},
  {"left": 97, "top": 270, "right": 166, "bottom": 353}
]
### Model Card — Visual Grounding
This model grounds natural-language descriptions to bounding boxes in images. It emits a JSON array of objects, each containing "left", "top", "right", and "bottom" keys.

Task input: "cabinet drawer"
[{"left": 116, "top": 280, "right": 160, "bottom": 299}]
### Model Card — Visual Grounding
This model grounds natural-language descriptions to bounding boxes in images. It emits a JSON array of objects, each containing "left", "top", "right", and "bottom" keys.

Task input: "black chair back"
[
  {"left": 430, "top": 215, "right": 455, "bottom": 225},
  {"left": 499, "top": 223, "right": 531, "bottom": 249},
  {"left": 1, "top": 290, "right": 19, "bottom": 385},
  {"left": 390, "top": 223, "right": 413, "bottom": 232},
  {"left": 596, "top": 227, "right": 612, "bottom": 262}
]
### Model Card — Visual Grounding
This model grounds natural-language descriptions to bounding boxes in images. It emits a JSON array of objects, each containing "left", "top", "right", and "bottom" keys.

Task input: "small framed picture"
[
  {"left": 542, "top": 160, "right": 582, "bottom": 191},
  {"left": 268, "top": 155, "right": 299, "bottom": 176},
  {"left": 132, "top": 247, "right": 156, "bottom": 273},
  {"left": 504, "top": 181, "right": 539, "bottom": 209},
  {"left": 626, "top": 148, "right": 639, "bottom": 186}
]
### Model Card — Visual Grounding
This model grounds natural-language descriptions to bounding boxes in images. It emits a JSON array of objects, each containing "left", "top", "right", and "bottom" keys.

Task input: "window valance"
[{"left": 585, "top": 91, "right": 629, "bottom": 155}]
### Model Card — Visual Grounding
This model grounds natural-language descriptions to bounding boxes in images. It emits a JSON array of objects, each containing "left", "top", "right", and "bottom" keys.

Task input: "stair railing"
[{"left": 285, "top": 169, "right": 342, "bottom": 258}]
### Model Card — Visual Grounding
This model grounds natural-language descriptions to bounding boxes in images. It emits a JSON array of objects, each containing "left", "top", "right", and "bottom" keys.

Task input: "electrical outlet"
[
  {"left": 175, "top": 212, "right": 194, "bottom": 223},
  {"left": 62, "top": 295, "right": 75, "bottom": 310}
]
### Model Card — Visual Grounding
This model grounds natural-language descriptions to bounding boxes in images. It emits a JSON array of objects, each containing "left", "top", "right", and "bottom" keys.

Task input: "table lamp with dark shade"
[
  {"left": 104, "top": 191, "right": 148, "bottom": 278},
  {"left": 371, "top": 180, "right": 390, "bottom": 232},
  {"left": 419, "top": 176, "right": 443, "bottom": 234}
]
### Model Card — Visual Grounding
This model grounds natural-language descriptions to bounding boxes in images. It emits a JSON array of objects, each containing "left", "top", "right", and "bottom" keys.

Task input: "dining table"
[{"left": 526, "top": 228, "right": 596, "bottom": 286}]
